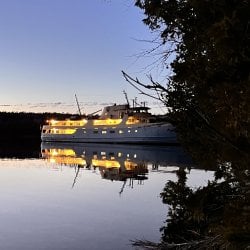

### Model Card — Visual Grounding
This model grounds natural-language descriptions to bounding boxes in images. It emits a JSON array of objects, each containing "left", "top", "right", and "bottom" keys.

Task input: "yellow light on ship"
[
  {"left": 126, "top": 117, "right": 140, "bottom": 125},
  {"left": 63, "top": 129, "right": 76, "bottom": 134},
  {"left": 50, "top": 119, "right": 57, "bottom": 125},
  {"left": 93, "top": 118, "right": 122, "bottom": 126},
  {"left": 51, "top": 128, "right": 58, "bottom": 134},
  {"left": 48, "top": 119, "right": 88, "bottom": 127}
]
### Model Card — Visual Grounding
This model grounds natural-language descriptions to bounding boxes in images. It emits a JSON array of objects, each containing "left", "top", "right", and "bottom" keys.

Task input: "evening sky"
[{"left": 0, "top": 0, "right": 167, "bottom": 114}]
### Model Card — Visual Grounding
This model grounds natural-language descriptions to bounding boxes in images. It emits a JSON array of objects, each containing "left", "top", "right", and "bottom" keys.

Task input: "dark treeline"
[{"left": 0, "top": 111, "right": 76, "bottom": 143}]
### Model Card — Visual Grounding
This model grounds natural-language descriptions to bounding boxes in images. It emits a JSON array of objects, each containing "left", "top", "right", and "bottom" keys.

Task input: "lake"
[{"left": 0, "top": 142, "right": 218, "bottom": 249}]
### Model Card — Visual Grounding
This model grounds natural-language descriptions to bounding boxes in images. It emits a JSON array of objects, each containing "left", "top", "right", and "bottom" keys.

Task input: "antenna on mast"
[
  {"left": 75, "top": 94, "right": 82, "bottom": 116},
  {"left": 123, "top": 90, "right": 130, "bottom": 106}
]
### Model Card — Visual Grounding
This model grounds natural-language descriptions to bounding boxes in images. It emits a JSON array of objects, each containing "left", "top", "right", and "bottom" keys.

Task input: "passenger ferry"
[{"left": 41, "top": 103, "right": 177, "bottom": 144}]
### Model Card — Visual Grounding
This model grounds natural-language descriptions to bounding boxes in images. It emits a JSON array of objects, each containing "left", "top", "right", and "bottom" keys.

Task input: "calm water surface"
[{"left": 0, "top": 143, "right": 213, "bottom": 250}]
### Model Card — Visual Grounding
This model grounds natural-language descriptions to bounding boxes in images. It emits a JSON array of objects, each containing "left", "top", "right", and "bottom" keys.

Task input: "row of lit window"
[
  {"left": 43, "top": 128, "right": 139, "bottom": 135},
  {"left": 43, "top": 129, "right": 75, "bottom": 134},
  {"left": 93, "top": 129, "right": 138, "bottom": 134},
  {"left": 48, "top": 120, "right": 87, "bottom": 126}
]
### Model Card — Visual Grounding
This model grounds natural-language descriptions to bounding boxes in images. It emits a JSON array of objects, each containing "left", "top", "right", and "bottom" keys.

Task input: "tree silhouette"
[
  {"left": 130, "top": 1, "right": 250, "bottom": 249},
  {"left": 125, "top": 0, "right": 250, "bottom": 152}
]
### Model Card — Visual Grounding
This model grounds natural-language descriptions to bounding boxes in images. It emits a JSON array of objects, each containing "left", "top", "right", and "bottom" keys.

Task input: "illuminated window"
[
  {"left": 102, "top": 130, "right": 107, "bottom": 134},
  {"left": 119, "top": 130, "right": 123, "bottom": 134},
  {"left": 49, "top": 119, "right": 87, "bottom": 126},
  {"left": 128, "top": 130, "right": 131, "bottom": 133},
  {"left": 135, "top": 129, "right": 138, "bottom": 132},
  {"left": 51, "top": 128, "right": 58, "bottom": 134},
  {"left": 126, "top": 117, "right": 140, "bottom": 125},
  {"left": 93, "top": 119, "right": 122, "bottom": 126},
  {"left": 64, "top": 129, "right": 76, "bottom": 134}
]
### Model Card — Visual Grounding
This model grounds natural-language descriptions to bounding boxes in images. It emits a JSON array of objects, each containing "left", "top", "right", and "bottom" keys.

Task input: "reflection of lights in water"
[
  {"left": 92, "top": 159, "right": 120, "bottom": 168},
  {"left": 47, "top": 157, "right": 86, "bottom": 166},
  {"left": 40, "top": 144, "right": 161, "bottom": 194},
  {"left": 124, "top": 160, "right": 137, "bottom": 170},
  {"left": 50, "top": 149, "right": 76, "bottom": 157},
  {"left": 49, "top": 158, "right": 56, "bottom": 163},
  {"left": 51, "top": 150, "right": 58, "bottom": 156},
  {"left": 43, "top": 147, "right": 147, "bottom": 172}
]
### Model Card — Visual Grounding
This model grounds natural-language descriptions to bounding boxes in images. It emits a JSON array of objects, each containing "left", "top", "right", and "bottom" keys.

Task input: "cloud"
[{"left": 0, "top": 100, "right": 167, "bottom": 114}]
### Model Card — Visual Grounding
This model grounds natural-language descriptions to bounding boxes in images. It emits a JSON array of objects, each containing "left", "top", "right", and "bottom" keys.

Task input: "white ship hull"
[
  {"left": 41, "top": 103, "right": 177, "bottom": 144},
  {"left": 41, "top": 122, "right": 177, "bottom": 144}
]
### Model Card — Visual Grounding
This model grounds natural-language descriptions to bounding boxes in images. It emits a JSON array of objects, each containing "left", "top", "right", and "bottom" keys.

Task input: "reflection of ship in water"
[{"left": 41, "top": 142, "right": 194, "bottom": 192}]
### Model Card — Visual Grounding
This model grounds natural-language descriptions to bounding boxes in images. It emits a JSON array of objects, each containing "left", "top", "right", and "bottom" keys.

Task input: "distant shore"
[{"left": 0, "top": 111, "right": 77, "bottom": 143}]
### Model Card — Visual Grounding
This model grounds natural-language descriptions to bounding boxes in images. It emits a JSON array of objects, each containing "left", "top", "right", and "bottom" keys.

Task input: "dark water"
[{"left": 0, "top": 142, "right": 248, "bottom": 249}]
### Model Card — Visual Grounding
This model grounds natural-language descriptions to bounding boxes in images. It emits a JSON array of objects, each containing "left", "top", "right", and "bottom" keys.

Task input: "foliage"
[
  {"left": 132, "top": 0, "right": 250, "bottom": 151},
  {"left": 130, "top": 1, "right": 250, "bottom": 248},
  {"left": 132, "top": 162, "right": 250, "bottom": 249},
  {"left": 162, "top": 158, "right": 250, "bottom": 248}
]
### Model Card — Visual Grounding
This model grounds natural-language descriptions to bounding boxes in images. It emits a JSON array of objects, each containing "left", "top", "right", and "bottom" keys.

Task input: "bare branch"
[{"left": 122, "top": 71, "right": 161, "bottom": 101}]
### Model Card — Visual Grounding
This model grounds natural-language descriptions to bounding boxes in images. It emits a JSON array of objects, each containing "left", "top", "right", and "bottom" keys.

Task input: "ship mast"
[
  {"left": 75, "top": 94, "right": 82, "bottom": 116},
  {"left": 123, "top": 90, "right": 130, "bottom": 106}
]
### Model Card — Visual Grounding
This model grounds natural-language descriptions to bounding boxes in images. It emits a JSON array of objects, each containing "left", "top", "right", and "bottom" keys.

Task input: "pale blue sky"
[{"left": 0, "top": 0, "right": 167, "bottom": 114}]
